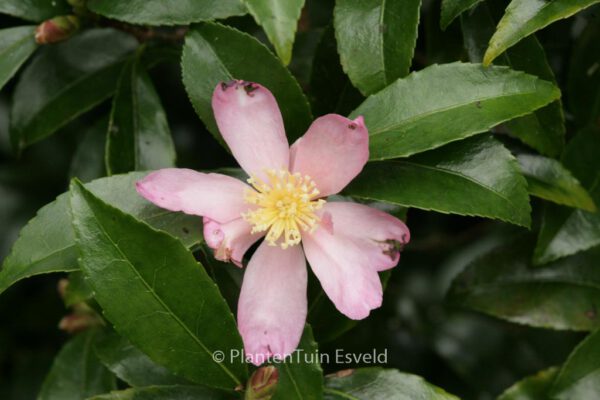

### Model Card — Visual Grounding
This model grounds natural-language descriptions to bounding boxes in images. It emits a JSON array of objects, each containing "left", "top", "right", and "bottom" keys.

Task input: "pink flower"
[{"left": 136, "top": 80, "right": 410, "bottom": 365}]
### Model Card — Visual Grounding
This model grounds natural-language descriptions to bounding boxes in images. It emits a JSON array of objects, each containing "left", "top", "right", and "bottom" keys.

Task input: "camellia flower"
[{"left": 136, "top": 80, "right": 410, "bottom": 365}]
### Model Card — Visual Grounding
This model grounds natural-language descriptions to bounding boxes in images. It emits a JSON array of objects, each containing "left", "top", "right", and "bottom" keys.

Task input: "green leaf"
[
  {"left": 449, "top": 236, "right": 600, "bottom": 331},
  {"left": 551, "top": 330, "right": 600, "bottom": 399},
  {"left": 272, "top": 325, "right": 323, "bottom": 400},
  {"left": 534, "top": 127, "right": 600, "bottom": 264},
  {"left": 0, "top": 0, "right": 69, "bottom": 22},
  {"left": 349, "top": 62, "right": 561, "bottom": 160},
  {"left": 106, "top": 52, "right": 176, "bottom": 175},
  {"left": 0, "top": 172, "right": 202, "bottom": 296},
  {"left": 324, "top": 368, "right": 459, "bottom": 399},
  {"left": 70, "top": 180, "right": 247, "bottom": 389},
  {"left": 440, "top": 0, "right": 484, "bottom": 30},
  {"left": 517, "top": 154, "right": 595, "bottom": 211},
  {"left": 10, "top": 29, "right": 137, "bottom": 151},
  {"left": 483, "top": 0, "right": 600, "bottom": 65},
  {"left": 461, "top": 0, "right": 565, "bottom": 157},
  {"left": 334, "top": 0, "right": 421, "bottom": 96},
  {"left": 345, "top": 135, "right": 532, "bottom": 227},
  {"left": 87, "top": 0, "right": 246, "bottom": 25},
  {"left": 70, "top": 117, "right": 108, "bottom": 183},
  {"left": 94, "top": 330, "right": 190, "bottom": 387},
  {"left": 182, "top": 22, "right": 312, "bottom": 145},
  {"left": 38, "top": 330, "right": 116, "bottom": 400},
  {"left": 87, "top": 385, "right": 230, "bottom": 400},
  {"left": 568, "top": 20, "right": 600, "bottom": 127},
  {"left": 0, "top": 26, "right": 37, "bottom": 91},
  {"left": 244, "top": 0, "right": 304, "bottom": 65},
  {"left": 497, "top": 367, "right": 559, "bottom": 400},
  {"left": 63, "top": 271, "right": 94, "bottom": 307},
  {"left": 309, "top": 24, "right": 364, "bottom": 117}
]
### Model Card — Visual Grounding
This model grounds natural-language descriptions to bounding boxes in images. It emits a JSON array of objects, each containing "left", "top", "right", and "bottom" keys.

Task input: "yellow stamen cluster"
[{"left": 243, "top": 169, "right": 325, "bottom": 249}]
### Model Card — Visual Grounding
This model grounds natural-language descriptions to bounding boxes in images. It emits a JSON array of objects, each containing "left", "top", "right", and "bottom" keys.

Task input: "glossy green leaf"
[
  {"left": 182, "top": 22, "right": 312, "bottom": 145},
  {"left": 345, "top": 135, "right": 532, "bottom": 227},
  {"left": 70, "top": 118, "right": 108, "bottom": 183},
  {"left": 70, "top": 180, "right": 246, "bottom": 389},
  {"left": 534, "top": 127, "right": 600, "bottom": 264},
  {"left": 88, "top": 386, "right": 230, "bottom": 400},
  {"left": 10, "top": 29, "right": 137, "bottom": 151},
  {"left": 0, "top": 172, "right": 202, "bottom": 296},
  {"left": 440, "top": 0, "right": 483, "bottom": 30},
  {"left": 334, "top": 0, "right": 421, "bottom": 96},
  {"left": 38, "top": 330, "right": 116, "bottom": 400},
  {"left": 349, "top": 62, "right": 561, "bottom": 160},
  {"left": 324, "top": 368, "right": 459, "bottom": 399},
  {"left": 483, "top": 0, "right": 600, "bottom": 65},
  {"left": 272, "top": 325, "right": 323, "bottom": 400},
  {"left": 95, "top": 330, "right": 189, "bottom": 387},
  {"left": 449, "top": 237, "right": 600, "bottom": 331},
  {"left": 87, "top": 0, "right": 246, "bottom": 25},
  {"left": 0, "top": 26, "right": 37, "bottom": 91},
  {"left": 461, "top": 0, "right": 565, "bottom": 157},
  {"left": 551, "top": 330, "right": 600, "bottom": 399},
  {"left": 497, "top": 368, "right": 558, "bottom": 400},
  {"left": 0, "top": 0, "right": 69, "bottom": 22},
  {"left": 244, "top": 0, "right": 304, "bottom": 65},
  {"left": 517, "top": 154, "right": 595, "bottom": 211},
  {"left": 568, "top": 20, "right": 600, "bottom": 127},
  {"left": 106, "top": 53, "right": 175, "bottom": 175}
]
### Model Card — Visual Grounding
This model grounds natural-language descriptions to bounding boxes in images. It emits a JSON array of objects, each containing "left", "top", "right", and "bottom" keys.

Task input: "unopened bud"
[
  {"left": 58, "top": 310, "right": 102, "bottom": 334},
  {"left": 35, "top": 15, "right": 80, "bottom": 45},
  {"left": 245, "top": 366, "right": 279, "bottom": 400}
]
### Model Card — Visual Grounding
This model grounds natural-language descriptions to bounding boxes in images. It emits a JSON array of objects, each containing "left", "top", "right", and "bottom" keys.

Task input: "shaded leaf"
[
  {"left": 534, "top": 127, "right": 600, "bottom": 264},
  {"left": 497, "top": 367, "right": 558, "bottom": 400},
  {"left": 0, "top": 26, "right": 37, "bottom": 91},
  {"left": 244, "top": 0, "right": 305, "bottom": 65},
  {"left": 0, "top": 172, "right": 202, "bottom": 296},
  {"left": 182, "top": 23, "right": 312, "bottom": 145},
  {"left": 70, "top": 118, "right": 108, "bottom": 183},
  {"left": 272, "top": 325, "right": 323, "bottom": 400},
  {"left": 106, "top": 52, "right": 175, "bottom": 175},
  {"left": 568, "top": 19, "right": 600, "bottom": 127},
  {"left": 551, "top": 330, "right": 600, "bottom": 399},
  {"left": 94, "top": 330, "right": 189, "bottom": 387},
  {"left": 10, "top": 29, "right": 137, "bottom": 151},
  {"left": 38, "top": 330, "right": 116, "bottom": 400},
  {"left": 449, "top": 236, "right": 600, "bottom": 331},
  {"left": 334, "top": 0, "right": 421, "bottom": 96},
  {"left": 483, "top": 0, "right": 600, "bottom": 65},
  {"left": 461, "top": 0, "right": 565, "bottom": 157},
  {"left": 441, "top": 0, "right": 484, "bottom": 30},
  {"left": 350, "top": 62, "right": 561, "bottom": 160},
  {"left": 87, "top": 0, "right": 246, "bottom": 25},
  {"left": 324, "top": 368, "right": 459, "bottom": 399},
  {"left": 0, "top": 0, "right": 69, "bottom": 22},
  {"left": 517, "top": 154, "right": 595, "bottom": 211},
  {"left": 345, "top": 135, "right": 532, "bottom": 227},
  {"left": 87, "top": 385, "right": 230, "bottom": 400},
  {"left": 70, "top": 180, "right": 246, "bottom": 389}
]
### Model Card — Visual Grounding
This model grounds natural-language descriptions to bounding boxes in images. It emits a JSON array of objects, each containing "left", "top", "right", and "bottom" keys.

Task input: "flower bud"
[
  {"left": 245, "top": 366, "right": 279, "bottom": 400},
  {"left": 35, "top": 15, "right": 80, "bottom": 45}
]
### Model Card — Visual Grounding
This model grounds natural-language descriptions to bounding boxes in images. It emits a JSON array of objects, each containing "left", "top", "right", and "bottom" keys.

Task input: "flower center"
[{"left": 242, "top": 169, "right": 325, "bottom": 249}]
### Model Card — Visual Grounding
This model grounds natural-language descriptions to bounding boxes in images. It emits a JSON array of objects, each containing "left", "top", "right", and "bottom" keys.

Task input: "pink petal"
[
  {"left": 212, "top": 81, "right": 289, "bottom": 180},
  {"left": 302, "top": 202, "right": 410, "bottom": 320},
  {"left": 136, "top": 169, "right": 249, "bottom": 223},
  {"left": 203, "top": 217, "right": 263, "bottom": 267},
  {"left": 290, "top": 114, "right": 368, "bottom": 197},
  {"left": 237, "top": 242, "right": 307, "bottom": 366}
]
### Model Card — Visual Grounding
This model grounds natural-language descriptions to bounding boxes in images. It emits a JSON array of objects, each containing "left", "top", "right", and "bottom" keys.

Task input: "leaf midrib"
[
  {"left": 86, "top": 204, "right": 241, "bottom": 386},
  {"left": 369, "top": 85, "right": 552, "bottom": 136}
]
